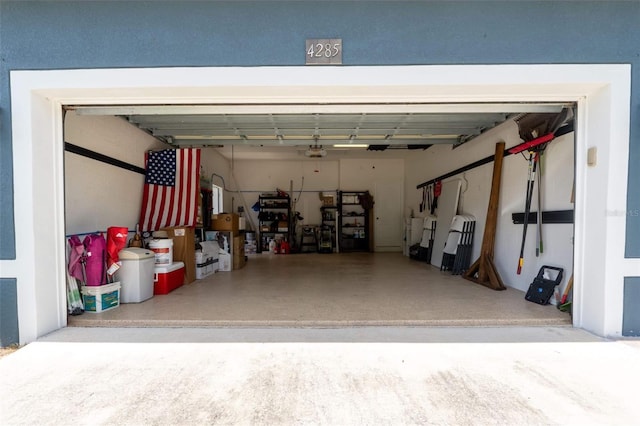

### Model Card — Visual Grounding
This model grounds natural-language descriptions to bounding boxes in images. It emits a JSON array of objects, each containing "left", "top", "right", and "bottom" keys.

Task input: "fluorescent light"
[{"left": 333, "top": 144, "right": 368, "bottom": 148}]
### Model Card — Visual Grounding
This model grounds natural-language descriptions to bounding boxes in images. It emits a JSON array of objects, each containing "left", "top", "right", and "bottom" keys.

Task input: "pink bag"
[
  {"left": 67, "top": 235, "right": 85, "bottom": 282},
  {"left": 83, "top": 233, "right": 106, "bottom": 286}
]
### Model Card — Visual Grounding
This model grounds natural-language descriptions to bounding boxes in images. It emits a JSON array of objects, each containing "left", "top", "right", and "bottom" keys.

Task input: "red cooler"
[{"left": 153, "top": 261, "right": 185, "bottom": 295}]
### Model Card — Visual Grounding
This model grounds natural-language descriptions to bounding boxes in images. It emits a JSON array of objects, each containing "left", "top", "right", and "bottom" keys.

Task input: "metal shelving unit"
[
  {"left": 320, "top": 205, "right": 338, "bottom": 253},
  {"left": 258, "top": 195, "right": 291, "bottom": 252},
  {"left": 338, "top": 191, "right": 370, "bottom": 252}
]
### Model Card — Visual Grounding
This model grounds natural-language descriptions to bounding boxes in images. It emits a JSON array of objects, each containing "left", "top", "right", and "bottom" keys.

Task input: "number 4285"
[{"left": 307, "top": 43, "right": 340, "bottom": 58}]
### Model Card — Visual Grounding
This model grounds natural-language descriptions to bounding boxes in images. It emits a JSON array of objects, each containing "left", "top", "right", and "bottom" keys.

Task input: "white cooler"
[{"left": 114, "top": 247, "right": 155, "bottom": 303}]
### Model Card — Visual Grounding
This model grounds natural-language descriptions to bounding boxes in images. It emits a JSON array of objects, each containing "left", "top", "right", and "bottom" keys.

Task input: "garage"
[
  {"left": 61, "top": 99, "right": 575, "bottom": 327},
  {"left": 5, "top": 61, "right": 633, "bottom": 342}
]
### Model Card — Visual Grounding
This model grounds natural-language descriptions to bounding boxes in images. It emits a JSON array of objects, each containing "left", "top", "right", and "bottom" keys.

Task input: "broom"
[{"left": 557, "top": 274, "right": 573, "bottom": 312}]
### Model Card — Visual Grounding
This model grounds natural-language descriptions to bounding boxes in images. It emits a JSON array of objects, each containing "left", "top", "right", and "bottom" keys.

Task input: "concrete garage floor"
[
  {"left": 6, "top": 255, "right": 637, "bottom": 424},
  {"left": 1, "top": 327, "right": 639, "bottom": 425},
  {"left": 69, "top": 253, "right": 571, "bottom": 327}
]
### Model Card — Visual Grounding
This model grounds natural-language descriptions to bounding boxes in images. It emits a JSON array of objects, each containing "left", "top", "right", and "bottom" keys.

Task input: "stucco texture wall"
[{"left": 1, "top": 1, "right": 639, "bottom": 259}]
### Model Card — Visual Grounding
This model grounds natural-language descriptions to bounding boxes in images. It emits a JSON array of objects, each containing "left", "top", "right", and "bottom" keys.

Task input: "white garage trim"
[{"left": 6, "top": 64, "right": 632, "bottom": 342}]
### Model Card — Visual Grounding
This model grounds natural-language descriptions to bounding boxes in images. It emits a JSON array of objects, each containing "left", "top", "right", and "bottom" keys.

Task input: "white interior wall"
[
  {"left": 65, "top": 114, "right": 234, "bottom": 237},
  {"left": 64, "top": 112, "right": 166, "bottom": 235},
  {"left": 405, "top": 120, "right": 574, "bottom": 293},
  {"left": 229, "top": 159, "right": 341, "bottom": 232},
  {"left": 229, "top": 157, "right": 406, "bottom": 248},
  {"left": 339, "top": 158, "right": 405, "bottom": 189}
]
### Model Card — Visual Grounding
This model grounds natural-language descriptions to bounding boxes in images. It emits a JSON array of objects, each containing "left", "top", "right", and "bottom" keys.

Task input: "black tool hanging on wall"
[
  {"left": 512, "top": 109, "right": 571, "bottom": 274},
  {"left": 516, "top": 150, "right": 539, "bottom": 275},
  {"left": 431, "top": 181, "right": 441, "bottom": 214}
]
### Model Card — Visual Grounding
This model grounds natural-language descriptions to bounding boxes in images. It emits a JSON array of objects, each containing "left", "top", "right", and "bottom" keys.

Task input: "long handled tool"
[
  {"left": 517, "top": 151, "right": 537, "bottom": 275},
  {"left": 536, "top": 151, "right": 543, "bottom": 257},
  {"left": 557, "top": 274, "right": 573, "bottom": 312}
]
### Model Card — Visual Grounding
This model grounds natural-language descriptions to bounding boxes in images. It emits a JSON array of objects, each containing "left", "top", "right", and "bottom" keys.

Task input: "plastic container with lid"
[
  {"left": 148, "top": 238, "right": 173, "bottom": 265},
  {"left": 154, "top": 261, "right": 185, "bottom": 294},
  {"left": 114, "top": 247, "right": 155, "bottom": 303}
]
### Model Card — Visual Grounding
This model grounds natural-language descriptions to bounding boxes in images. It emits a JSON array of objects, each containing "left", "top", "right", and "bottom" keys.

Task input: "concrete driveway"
[{"left": 1, "top": 326, "right": 638, "bottom": 425}]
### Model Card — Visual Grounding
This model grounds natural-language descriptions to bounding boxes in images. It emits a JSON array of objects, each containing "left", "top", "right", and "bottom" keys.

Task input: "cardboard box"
[
  {"left": 321, "top": 195, "right": 335, "bottom": 206},
  {"left": 277, "top": 221, "right": 289, "bottom": 232},
  {"left": 211, "top": 213, "right": 239, "bottom": 232},
  {"left": 160, "top": 226, "right": 196, "bottom": 284},
  {"left": 233, "top": 253, "right": 246, "bottom": 270},
  {"left": 233, "top": 235, "right": 246, "bottom": 270},
  {"left": 233, "top": 234, "right": 245, "bottom": 254}
]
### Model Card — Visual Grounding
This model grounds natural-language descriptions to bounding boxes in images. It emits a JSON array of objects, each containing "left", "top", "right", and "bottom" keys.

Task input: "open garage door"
[{"left": 63, "top": 101, "right": 575, "bottom": 328}]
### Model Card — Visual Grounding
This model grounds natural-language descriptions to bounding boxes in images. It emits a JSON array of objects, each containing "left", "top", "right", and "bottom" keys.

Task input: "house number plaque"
[{"left": 306, "top": 39, "right": 342, "bottom": 65}]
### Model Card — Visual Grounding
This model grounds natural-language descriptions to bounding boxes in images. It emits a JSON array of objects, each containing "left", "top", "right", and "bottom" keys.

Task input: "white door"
[{"left": 374, "top": 181, "right": 404, "bottom": 252}]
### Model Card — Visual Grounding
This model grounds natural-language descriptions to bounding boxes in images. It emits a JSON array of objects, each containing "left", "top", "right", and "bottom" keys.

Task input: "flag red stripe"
[
  {"left": 175, "top": 150, "right": 185, "bottom": 226},
  {"left": 189, "top": 150, "right": 200, "bottom": 225},
  {"left": 155, "top": 184, "right": 169, "bottom": 231},
  {"left": 184, "top": 150, "right": 194, "bottom": 226}
]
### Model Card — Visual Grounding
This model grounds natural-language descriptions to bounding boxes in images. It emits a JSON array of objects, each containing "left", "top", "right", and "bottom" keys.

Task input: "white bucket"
[{"left": 148, "top": 238, "right": 173, "bottom": 265}]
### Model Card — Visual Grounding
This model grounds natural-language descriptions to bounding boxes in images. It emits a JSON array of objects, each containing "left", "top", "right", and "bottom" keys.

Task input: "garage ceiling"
[{"left": 72, "top": 103, "right": 566, "bottom": 160}]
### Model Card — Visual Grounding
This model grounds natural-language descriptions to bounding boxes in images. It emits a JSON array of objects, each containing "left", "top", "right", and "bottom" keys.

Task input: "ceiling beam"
[
  {"left": 170, "top": 137, "right": 457, "bottom": 146},
  {"left": 70, "top": 103, "right": 566, "bottom": 116},
  {"left": 149, "top": 126, "right": 483, "bottom": 137}
]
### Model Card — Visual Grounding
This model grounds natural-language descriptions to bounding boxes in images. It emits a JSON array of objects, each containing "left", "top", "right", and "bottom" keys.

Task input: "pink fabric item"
[
  {"left": 83, "top": 233, "right": 106, "bottom": 286},
  {"left": 67, "top": 235, "right": 85, "bottom": 282}
]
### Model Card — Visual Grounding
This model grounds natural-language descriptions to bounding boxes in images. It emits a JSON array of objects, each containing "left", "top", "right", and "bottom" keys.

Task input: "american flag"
[{"left": 139, "top": 148, "right": 201, "bottom": 231}]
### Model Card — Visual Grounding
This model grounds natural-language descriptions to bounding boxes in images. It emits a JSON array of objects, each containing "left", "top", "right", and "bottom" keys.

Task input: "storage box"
[
  {"left": 245, "top": 240, "right": 258, "bottom": 255},
  {"left": 321, "top": 195, "right": 334, "bottom": 206},
  {"left": 160, "top": 226, "right": 196, "bottom": 284},
  {"left": 211, "top": 213, "right": 239, "bottom": 232},
  {"left": 233, "top": 255, "right": 246, "bottom": 270},
  {"left": 218, "top": 253, "right": 231, "bottom": 271},
  {"left": 153, "top": 261, "right": 185, "bottom": 295},
  {"left": 196, "top": 258, "right": 218, "bottom": 279},
  {"left": 196, "top": 241, "right": 219, "bottom": 279},
  {"left": 232, "top": 234, "right": 246, "bottom": 269},
  {"left": 277, "top": 221, "right": 289, "bottom": 232},
  {"left": 233, "top": 234, "right": 245, "bottom": 254},
  {"left": 81, "top": 282, "right": 121, "bottom": 313}
]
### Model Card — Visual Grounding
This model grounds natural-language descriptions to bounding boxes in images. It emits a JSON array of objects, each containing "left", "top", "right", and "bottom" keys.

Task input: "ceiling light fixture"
[{"left": 333, "top": 144, "right": 369, "bottom": 148}]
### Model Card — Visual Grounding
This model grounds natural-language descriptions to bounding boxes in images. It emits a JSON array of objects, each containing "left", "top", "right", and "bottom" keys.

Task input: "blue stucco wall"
[
  {"left": 623, "top": 277, "right": 640, "bottom": 336},
  {"left": 0, "top": 279, "right": 18, "bottom": 346},
  {"left": 1, "top": 0, "right": 639, "bottom": 261}
]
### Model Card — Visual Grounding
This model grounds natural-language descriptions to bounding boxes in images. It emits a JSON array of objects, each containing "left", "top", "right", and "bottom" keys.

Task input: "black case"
[{"left": 525, "top": 266, "right": 564, "bottom": 305}]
